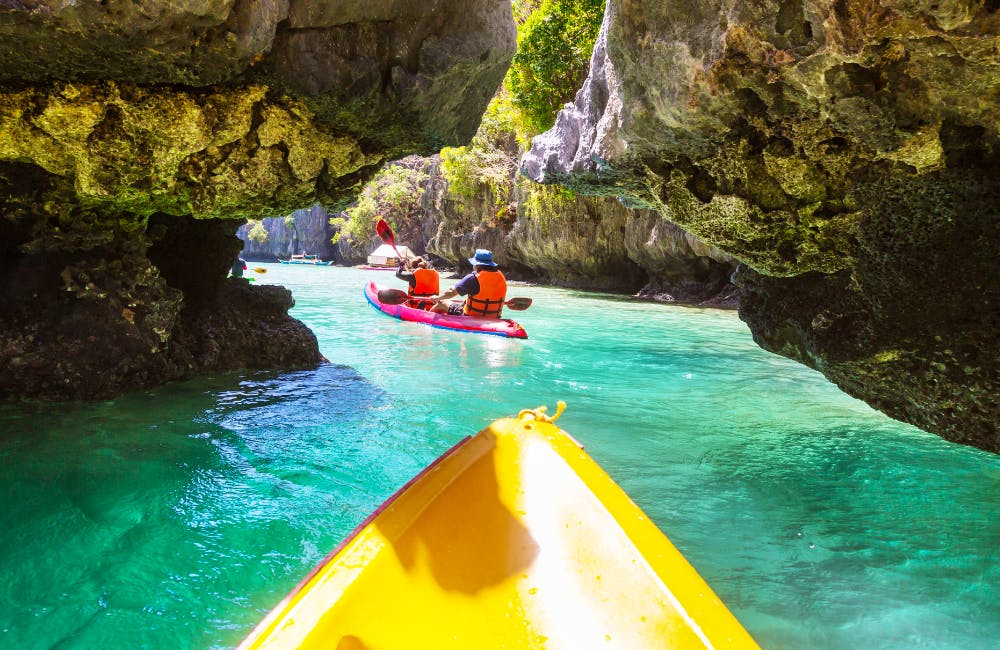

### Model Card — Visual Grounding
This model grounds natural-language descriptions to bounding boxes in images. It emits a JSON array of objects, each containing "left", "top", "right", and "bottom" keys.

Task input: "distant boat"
[{"left": 279, "top": 254, "right": 332, "bottom": 266}]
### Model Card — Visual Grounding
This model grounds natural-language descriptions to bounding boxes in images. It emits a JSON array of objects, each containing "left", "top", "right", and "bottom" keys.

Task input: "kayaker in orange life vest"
[
  {"left": 395, "top": 256, "right": 440, "bottom": 310},
  {"left": 429, "top": 249, "right": 508, "bottom": 318}
]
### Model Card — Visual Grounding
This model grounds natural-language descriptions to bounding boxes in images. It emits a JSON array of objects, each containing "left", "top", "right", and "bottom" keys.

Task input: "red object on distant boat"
[{"left": 364, "top": 281, "right": 527, "bottom": 339}]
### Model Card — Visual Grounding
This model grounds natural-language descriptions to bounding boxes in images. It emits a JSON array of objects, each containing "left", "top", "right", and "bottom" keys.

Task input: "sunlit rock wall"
[
  {"left": 0, "top": 0, "right": 516, "bottom": 398},
  {"left": 416, "top": 155, "right": 736, "bottom": 300},
  {"left": 522, "top": 0, "right": 1000, "bottom": 451}
]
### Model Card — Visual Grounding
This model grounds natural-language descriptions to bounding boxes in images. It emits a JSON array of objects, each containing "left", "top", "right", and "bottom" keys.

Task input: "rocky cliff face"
[
  {"left": 0, "top": 0, "right": 515, "bottom": 399},
  {"left": 380, "top": 155, "right": 738, "bottom": 301},
  {"left": 523, "top": 1, "right": 999, "bottom": 451},
  {"left": 237, "top": 205, "right": 339, "bottom": 262}
]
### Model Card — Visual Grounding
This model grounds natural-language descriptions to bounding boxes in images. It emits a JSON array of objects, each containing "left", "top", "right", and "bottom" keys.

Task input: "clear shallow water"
[{"left": 1, "top": 264, "right": 997, "bottom": 649}]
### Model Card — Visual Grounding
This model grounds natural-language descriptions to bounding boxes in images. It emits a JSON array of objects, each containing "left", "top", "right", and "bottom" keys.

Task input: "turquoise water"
[{"left": 1, "top": 264, "right": 997, "bottom": 649}]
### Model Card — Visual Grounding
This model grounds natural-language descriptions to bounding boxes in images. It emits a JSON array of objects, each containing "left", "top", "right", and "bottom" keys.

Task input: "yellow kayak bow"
[{"left": 239, "top": 404, "right": 758, "bottom": 649}]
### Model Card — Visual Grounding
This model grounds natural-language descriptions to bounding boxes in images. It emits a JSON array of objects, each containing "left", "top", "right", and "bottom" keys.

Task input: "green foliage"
[
  {"left": 512, "top": 0, "right": 542, "bottom": 25},
  {"left": 440, "top": 146, "right": 478, "bottom": 199},
  {"left": 438, "top": 1, "right": 603, "bottom": 222},
  {"left": 520, "top": 180, "right": 578, "bottom": 235},
  {"left": 247, "top": 219, "right": 269, "bottom": 244},
  {"left": 440, "top": 89, "right": 521, "bottom": 212},
  {"left": 332, "top": 162, "right": 430, "bottom": 246},
  {"left": 445, "top": 0, "right": 604, "bottom": 160},
  {"left": 506, "top": 0, "right": 605, "bottom": 135},
  {"left": 335, "top": 195, "right": 378, "bottom": 244},
  {"left": 339, "top": 0, "right": 603, "bottom": 244},
  {"left": 476, "top": 88, "right": 523, "bottom": 147},
  {"left": 328, "top": 216, "right": 347, "bottom": 244}
]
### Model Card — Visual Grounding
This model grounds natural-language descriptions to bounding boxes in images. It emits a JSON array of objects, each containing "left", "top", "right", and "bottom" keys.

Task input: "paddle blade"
[
  {"left": 377, "top": 288, "right": 410, "bottom": 305},
  {"left": 379, "top": 287, "right": 529, "bottom": 312},
  {"left": 253, "top": 267, "right": 267, "bottom": 274},
  {"left": 505, "top": 297, "right": 532, "bottom": 311},
  {"left": 375, "top": 219, "right": 395, "bottom": 246}
]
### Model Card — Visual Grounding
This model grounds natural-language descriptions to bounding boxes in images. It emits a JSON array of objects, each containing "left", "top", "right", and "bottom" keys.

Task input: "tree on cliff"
[
  {"left": 332, "top": 0, "right": 606, "bottom": 263},
  {"left": 330, "top": 158, "right": 432, "bottom": 250},
  {"left": 506, "top": 0, "right": 606, "bottom": 134},
  {"left": 247, "top": 220, "right": 269, "bottom": 245},
  {"left": 438, "top": 0, "right": 605, "bottom": 221}
]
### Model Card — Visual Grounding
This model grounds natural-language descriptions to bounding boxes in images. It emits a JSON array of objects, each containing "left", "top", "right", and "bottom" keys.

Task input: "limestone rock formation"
[
  {"left": 522, "top": 1, "right": 999, "bottom": 451},
  {"left": 0, "top": 0, "right": 516, "bottom": 399},
  {"left": 384, "top": 155, "right": 737, "bottom": 301},
  {"left": 335, "top": 156, "right": 442, "bottom": 265},
  {"left": 238, "top": 205, "right": 339, "bottom": 262}
]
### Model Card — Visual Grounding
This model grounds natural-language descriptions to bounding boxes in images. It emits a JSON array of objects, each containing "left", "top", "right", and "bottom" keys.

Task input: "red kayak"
[{"left": 364, "top": 281, "right": 527, "bottom": 339}]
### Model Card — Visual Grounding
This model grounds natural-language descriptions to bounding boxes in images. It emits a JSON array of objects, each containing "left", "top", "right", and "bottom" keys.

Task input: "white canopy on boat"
[{"left": 367, "top": 243, "right": 415, "bottom": 266}]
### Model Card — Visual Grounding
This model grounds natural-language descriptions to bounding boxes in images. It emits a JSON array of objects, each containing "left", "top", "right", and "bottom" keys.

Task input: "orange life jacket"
[
  {"left": 464, "top": 269, "right": 507, "bottom": 318},
  {"left": 407, "top": 268, "right": 440, "bottom": 310}
]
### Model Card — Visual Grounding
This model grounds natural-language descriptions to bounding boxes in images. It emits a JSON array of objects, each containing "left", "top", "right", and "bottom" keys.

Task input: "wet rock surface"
[
  {"left": 415, "top": 156, "right": 737, "bottom": 302},
  {"left": 0, "top": 213, "right": 322, "bottom": 399},
  {"left": 0, "top": 0, "right": 515, "bottom": 399},
  {"left": 522, "top": 1, "right": 1000, "bottom": 451}
]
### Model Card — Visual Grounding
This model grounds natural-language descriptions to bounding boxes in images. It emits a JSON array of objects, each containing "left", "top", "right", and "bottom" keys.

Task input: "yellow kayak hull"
[{"left": 239, "top": 411, "right": 758, "bottom": 649}]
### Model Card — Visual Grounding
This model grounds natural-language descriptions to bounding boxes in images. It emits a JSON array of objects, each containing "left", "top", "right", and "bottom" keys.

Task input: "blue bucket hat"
[{"left": 468, "top": 249, "right": 498, "bottom": 268}]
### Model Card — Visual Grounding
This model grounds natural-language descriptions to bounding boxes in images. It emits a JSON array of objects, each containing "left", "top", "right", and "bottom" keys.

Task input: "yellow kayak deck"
[{"left": 240, "top": 408, "right": 757, "bottom": 649}]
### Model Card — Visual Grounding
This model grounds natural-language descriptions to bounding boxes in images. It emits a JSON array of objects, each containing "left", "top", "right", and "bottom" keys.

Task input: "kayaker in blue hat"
[{"left": 429, "top": 249, "right": 508, "bottom": 318}]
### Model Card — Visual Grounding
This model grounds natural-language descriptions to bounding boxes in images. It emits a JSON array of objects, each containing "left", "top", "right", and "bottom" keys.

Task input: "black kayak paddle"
[{"left": 377, "top": 288, "right": 532, "bottom": 311}]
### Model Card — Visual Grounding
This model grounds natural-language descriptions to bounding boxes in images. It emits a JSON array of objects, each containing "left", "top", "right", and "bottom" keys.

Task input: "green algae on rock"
[
  {"left": 0, "top": 83, "right": 383, "bottom": 219},
  {"left": 0, "top": 0, "right": 516, "bottom": 399},
  {"left": 521, "top": 0, "right": 1000, "bottom": 452}
]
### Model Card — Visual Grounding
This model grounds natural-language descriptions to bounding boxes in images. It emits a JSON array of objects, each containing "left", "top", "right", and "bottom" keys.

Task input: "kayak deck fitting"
[
  {"left": 364, "top": 281, "right": 528, "bottom": 339},
  {"left": 239, "top": 403, "right": 758, "bottom": 649}
]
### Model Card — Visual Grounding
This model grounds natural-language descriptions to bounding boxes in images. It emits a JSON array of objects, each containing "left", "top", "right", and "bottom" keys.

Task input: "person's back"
[
  {"left": 463, "top": 267, "right": 506, "bottom": 318},
  {"left": 396, "top": 257, "right": 440, "bottom": 310},
  {"left": 408, "top": 266, "right": 440, "bottom": 310},
  {"left": 428, "top": 249, "right": 506, "bottom": 318}
]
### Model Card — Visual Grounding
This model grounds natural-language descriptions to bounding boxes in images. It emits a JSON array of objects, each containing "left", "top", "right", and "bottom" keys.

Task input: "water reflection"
[
  {"left": 457, "top": 335, "right": 524, "bottom": 370},
  {"left": 3, "top": 266, "right": 999, "bottom": 650},
  {"left": 0, "top": 364, "right": 401, "bottom": 650}
]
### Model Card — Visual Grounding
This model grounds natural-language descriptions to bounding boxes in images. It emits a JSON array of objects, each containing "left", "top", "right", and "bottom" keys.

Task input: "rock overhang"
[
  {"left": 521, "top": 0, "right": 1000, "bottom": 451},
  {"left": 0, "top": 0, "right": 517, "bottom": 399}
]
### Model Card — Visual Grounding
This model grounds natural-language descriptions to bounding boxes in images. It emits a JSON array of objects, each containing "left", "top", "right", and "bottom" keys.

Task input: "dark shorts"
[{"left": 447, "top": 302, "right": 465, "bottom": 316}]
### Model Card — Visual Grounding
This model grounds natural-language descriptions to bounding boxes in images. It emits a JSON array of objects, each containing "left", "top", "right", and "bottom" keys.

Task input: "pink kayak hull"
[{"left": 364, "top": 282, "right": 527, "bottom": 339}]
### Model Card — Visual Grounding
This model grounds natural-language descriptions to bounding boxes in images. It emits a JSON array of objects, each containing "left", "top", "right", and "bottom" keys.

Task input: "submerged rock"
[
  {"left": 0, "top": 0, "right": 515, "bottom": 399},
  {"left": 522, "top": 1, "right": 1000, "bottom": 451}
]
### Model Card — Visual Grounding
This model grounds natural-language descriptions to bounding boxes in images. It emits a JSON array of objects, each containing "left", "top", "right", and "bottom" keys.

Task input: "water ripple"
[{"left": 1, "top": 266, "right": 997, "bottom": 649}]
